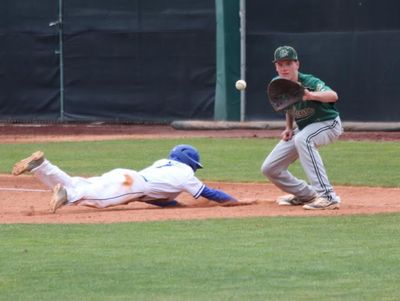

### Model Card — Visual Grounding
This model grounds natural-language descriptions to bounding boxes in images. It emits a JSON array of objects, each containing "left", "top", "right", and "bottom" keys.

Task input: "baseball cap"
[{"left": 273, "top": 46, "right": 298, "bottom": 62}]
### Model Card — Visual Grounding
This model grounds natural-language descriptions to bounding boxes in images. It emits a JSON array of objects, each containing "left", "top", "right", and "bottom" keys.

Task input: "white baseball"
[{"left": 235, "top": 79, "right": 247, "bottom": 91}]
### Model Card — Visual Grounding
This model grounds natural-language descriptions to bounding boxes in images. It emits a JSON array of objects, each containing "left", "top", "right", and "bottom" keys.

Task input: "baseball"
[{"left": 235, "top": 79, "right": 247, "bottom": 91}]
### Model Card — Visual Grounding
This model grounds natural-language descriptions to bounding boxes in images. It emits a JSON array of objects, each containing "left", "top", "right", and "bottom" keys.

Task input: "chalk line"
[{"left": 0, "top": 187, "right": 51, "bottom": 192}]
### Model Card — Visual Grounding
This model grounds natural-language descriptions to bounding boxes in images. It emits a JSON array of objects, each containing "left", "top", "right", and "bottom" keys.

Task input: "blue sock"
[{"left": 144, "top": 200, "right": 179, "bottom": 208}]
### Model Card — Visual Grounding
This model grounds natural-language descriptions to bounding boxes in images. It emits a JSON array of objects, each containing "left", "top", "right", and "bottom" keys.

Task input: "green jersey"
[{"left": 288, "top": 72, "right": 339, "bottom": 130}]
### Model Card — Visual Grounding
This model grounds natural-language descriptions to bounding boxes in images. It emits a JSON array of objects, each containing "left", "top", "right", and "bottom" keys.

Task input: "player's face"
[{"left": 275, "top": 60, "right": 299, "bottom": 81}]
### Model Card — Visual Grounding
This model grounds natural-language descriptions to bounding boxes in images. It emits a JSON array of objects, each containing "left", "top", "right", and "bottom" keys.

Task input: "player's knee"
[{"left": 261, "top": 160, "right": 279, "bottom": 179}]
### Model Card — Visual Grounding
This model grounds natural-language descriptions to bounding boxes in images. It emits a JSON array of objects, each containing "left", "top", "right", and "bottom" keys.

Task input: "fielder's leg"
[
  {"left": 293, "top": 117, "right": 342, "bottom": 200},
  {"left": 261, "top": 136, "right": 316, "bottom": 202}
]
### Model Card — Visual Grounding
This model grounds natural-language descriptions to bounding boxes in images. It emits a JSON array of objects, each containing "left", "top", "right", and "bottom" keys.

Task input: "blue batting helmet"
[{"left": 168, "top": 144, "right": 203, "bottom": 172}]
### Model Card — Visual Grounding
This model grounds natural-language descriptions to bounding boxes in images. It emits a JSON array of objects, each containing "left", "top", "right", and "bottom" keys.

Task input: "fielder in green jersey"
[{"left": 262, "top": 46, "right": 343, "bottom": 210}]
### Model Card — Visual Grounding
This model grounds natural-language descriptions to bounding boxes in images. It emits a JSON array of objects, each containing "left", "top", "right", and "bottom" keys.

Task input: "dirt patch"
[
  {"left": 1, "top": 123, "right": 400, "bottom": 143},
  {"left": 1, "top": 175, "right": 399, "bottom": 224},
  {"left": 1, "top": 123, "right": 399, "bottom": 224}
]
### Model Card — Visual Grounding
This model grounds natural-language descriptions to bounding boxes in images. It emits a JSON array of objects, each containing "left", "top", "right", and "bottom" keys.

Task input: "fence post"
[
  {"left": 50, "top": 0, "right": 64, "bottom": 121},
  {"left": 214, "top": 0, "right": 240, "bottom": 121}
]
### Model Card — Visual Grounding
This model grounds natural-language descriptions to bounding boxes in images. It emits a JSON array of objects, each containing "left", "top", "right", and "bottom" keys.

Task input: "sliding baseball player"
[{"left": 12, "top": 145, "right": 240, "bottom": 213}]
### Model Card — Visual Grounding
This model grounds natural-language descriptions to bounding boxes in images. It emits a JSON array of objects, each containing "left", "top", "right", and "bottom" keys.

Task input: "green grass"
[
  {"left": 1, "top": 215, "right": 400, "bottom": 300},
  {"left": 1, "top": 138, "right": 399, "bottom": 187},
  {"left": 1, "top": 138, "right": 400, "bottom": 300}
]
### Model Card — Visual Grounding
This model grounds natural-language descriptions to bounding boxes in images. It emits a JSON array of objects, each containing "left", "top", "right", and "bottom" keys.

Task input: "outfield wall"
[
  {"left": 0, "top": 0, "right": 399, "bottom": 122},
  {"left": 246, "top": 0, "right": 400, "bottom": 122},
  {"left": 0, "top": 0, "right": 216, "bottom": 122}
]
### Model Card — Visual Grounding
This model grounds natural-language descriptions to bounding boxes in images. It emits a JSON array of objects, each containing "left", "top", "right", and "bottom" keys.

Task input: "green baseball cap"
[{"left": 273, "top": 46, "right": 298, "bottom": 62}]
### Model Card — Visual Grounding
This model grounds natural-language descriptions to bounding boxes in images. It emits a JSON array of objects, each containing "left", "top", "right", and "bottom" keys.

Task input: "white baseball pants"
[
  {"left": 261, "top": 117, "right": 343, "bottom": 201},
  {"left": 33, "top": 160, "right": 149, "bottom": 208}
]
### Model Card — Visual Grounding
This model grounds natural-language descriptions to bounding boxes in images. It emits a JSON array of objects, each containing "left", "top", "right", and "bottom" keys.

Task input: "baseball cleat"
[
  {"left": 12, "top": 151, "right": 45, "bottom": 175},
  {"left": 303, "top": 196, "right": 340, "bottom": 210},
  {"left": 50, "top": 183, "right": 68, "bottom": 213},
  {"left": 276, "top": 194, "right": 315, "bottom": 206}
]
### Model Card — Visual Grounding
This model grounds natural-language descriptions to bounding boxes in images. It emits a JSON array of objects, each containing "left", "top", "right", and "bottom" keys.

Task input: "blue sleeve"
[{"left": 200, "top": 185, "right": 237, "bottom": 203}]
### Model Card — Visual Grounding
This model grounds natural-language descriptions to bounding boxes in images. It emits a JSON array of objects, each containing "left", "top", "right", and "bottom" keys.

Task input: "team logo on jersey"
[{"left": 294, "top": 107, "right": 315, "bottom": 119}]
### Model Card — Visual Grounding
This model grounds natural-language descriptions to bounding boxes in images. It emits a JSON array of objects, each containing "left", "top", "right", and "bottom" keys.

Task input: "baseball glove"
[{"left": 267, "top": 78, "right": 305, "bottom": 112}]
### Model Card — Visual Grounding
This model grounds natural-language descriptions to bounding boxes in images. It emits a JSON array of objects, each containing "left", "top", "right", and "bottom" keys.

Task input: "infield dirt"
[{"left": 1, "top": 123, "right": 399, "bottom": 224}]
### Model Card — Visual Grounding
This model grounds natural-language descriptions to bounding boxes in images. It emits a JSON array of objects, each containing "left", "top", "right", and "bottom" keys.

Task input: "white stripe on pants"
[{"left": 261, "top": 117, "right": 343, "bottom": 200}]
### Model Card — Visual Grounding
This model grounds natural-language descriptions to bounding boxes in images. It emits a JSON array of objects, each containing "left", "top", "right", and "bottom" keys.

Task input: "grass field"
[
  {"left": 1, "top": 138, "right": 400, "bottom": 300},
  {"left": 1, "top": 138, "right": 399, "bottom": 186},
  {"left": 1, "top": 215, "right": 400, "bottom": 301}
]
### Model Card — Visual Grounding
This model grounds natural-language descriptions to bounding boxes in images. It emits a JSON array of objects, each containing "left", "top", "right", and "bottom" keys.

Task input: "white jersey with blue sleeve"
[{"left": 138, "top": 159, "right": 205, "bottom": 200}]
